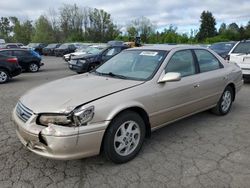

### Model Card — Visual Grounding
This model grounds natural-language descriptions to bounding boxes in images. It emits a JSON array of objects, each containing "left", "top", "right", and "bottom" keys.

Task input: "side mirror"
[{"left": 158, "top": 72, "right": 181, "bottom": 83}]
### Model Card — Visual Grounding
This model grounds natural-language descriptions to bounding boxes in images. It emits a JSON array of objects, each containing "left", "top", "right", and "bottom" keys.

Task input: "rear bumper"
[{"left": 10, "top": 67, "right": 22, "bottom": 77}]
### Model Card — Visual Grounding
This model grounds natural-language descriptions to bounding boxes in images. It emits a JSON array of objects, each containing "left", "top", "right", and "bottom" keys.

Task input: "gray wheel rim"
[
  {"left": 30, "top": 64, "right": 38, "bottom": 72},
  {"left": 114, "top": 120, "right": 141, "bottom": 156},
  {"left": 221, "top": 90, "right": 232, "bottom": 112},
  {"left": 0, "top": 71, "right": 8, "bottom": 83}
]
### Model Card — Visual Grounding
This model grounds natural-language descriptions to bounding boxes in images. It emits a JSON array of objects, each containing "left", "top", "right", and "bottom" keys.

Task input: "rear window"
[
  {"left": 0, "top": 50, "right": 12, "bottom": 56},
  {"left": 232, "top": 42, "right": 250, "bottom": 54},
  {"left": 194, "top": 50, "right": 221, "bottom": 72}
]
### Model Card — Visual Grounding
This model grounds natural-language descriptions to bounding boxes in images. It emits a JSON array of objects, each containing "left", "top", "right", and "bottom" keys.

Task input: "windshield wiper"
[{"left": 93, "top": 71, "right": 127, "bottom": 79}]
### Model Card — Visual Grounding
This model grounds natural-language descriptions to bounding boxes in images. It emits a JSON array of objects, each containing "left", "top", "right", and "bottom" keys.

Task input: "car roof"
[
  {"left": 127, "top": 44, "right": 204, "bottom": 51},
  {"left": 0, "top": 48, "right": 30, "bottom": 51}
]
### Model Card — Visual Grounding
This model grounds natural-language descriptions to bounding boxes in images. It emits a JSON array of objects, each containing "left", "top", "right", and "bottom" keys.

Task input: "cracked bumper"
[{"left": 13, "top": 110, "right": 109, "bottom": 160}]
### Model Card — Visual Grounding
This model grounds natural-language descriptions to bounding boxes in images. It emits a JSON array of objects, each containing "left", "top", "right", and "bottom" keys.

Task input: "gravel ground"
[{"left": 0, "top": 56, "right": 250, "bottom": 188}]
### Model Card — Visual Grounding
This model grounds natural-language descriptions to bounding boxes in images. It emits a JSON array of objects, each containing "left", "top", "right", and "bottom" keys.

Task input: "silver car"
[{"left": 12, "top": 45, "right": 243, "bottom": 163}]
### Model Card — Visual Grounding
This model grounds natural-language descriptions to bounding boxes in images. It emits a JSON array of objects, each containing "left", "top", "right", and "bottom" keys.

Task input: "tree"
[
  {"left": 10, "top": 17, "right": 33, "bottom": 44},
  {"left": 196, "top": 11, "right": 217, "bottom": 41},
  {"left": 86, "top": 8, "right": 119, "bottom": 42},
  {"left": 127, "top": 17, "right": 155, "bottom": 43},
  {"left": 219, "top": 23, "right": 227, "bottom": 34},
  {"left": 228, "top": 23, "right": 239, "bottom": 33},
  {"left": 32, "top": 15, "right": 55, "bottom": 43},
  {"left": 0, "top": 17, "right": 12, "bottom": 41}
]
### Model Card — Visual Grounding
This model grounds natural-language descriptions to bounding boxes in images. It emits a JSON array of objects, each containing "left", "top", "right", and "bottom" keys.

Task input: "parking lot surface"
[{"left": 1, "top": 56, "right": 250, "bottom": 188}]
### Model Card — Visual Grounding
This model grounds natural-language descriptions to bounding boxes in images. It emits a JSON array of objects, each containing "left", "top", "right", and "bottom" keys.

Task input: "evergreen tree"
[{"left": 196, "top": 11, "right": 217, "bottom": 41}]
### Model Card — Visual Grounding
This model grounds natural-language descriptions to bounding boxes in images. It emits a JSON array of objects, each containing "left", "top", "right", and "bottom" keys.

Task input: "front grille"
[{"left": 16, "top": 102, "right": 33, "bottom": 122}]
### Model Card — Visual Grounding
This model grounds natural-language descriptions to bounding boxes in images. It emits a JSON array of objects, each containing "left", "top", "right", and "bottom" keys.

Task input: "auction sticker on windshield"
[{"left": 139, "top": 51, "right": 158, "bottom": 56}]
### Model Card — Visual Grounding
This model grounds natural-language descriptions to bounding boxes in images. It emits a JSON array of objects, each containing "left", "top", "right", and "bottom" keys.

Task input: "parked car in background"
[
  {"left": 2, "top": 43, "right": 24, "bottom": 49},
  {"left": 54, "top": 43, "right": 77, "bottom": 57},
  {"left": 0, "top": 54, "right": 21, "bottom": 83},
  {"left": 0, "top": 39, "right": 5, "bottom": 44},
  {"left": 42, "top": 43, "right": 61, "bottom": 56},
  {"left": 63, "top": 44, "right": 105, "bottom": 62},
  {"left": 209, "top": 41, "right": 236, "bottom": 59},
  {"left": 23, "top": 43, "right": 47, "bottom": 55},
  {"left": 107, "top": 40, "right": 124, "bottom": 46},
  {"left": 68, "top": 45, "right": 128, "bottom": 73},
  {"left": 13, "top": 45, "right": 242, "bottom": 163},
  {"left": 228, "top": 40, "right": 250, "bottom": 80},
  {"left": 0, "top": 49, "right": 43, "bottom": 72}
]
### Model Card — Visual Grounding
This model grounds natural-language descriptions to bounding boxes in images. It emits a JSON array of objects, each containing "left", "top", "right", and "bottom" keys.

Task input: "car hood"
[
  {"left": 20, "top": 73, "right": 143, "bottom": 113},
  {"left": 71, "top": 53, "right": 97, "bottom": 60}
]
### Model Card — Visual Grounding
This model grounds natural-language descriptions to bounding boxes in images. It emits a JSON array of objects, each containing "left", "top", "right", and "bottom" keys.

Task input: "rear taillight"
[{"left": 7, "top": 57, "right": 18, "bottom": 64}]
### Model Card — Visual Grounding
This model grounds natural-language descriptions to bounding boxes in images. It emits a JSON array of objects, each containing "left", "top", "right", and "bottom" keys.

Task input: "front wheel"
[
  {"left": 29, "top": 63, "right": 39, "bottom": 72},
  {"left": 103, "top": 111, "right": 145, "bottom": 163},
  {"left": 212, "top": 86, "right": 233, "bottom": 115},
  {"left": 0, "top": 69, "right": 9, "bottom": 84}
]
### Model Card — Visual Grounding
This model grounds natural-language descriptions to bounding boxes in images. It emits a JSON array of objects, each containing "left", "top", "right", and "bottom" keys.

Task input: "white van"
[{"left": 228, "top": 40, "right": 250, "bottom": 80}]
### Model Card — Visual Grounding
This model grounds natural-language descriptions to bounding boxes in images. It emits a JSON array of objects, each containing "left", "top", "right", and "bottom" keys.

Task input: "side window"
[
  {"left": 232, "top": 42, "right": 250, "bottom": 54},
  {"left": 0, "top": 50, "right": 12, "bottom": 56},
  {"left": 13, "top": 50, "right": 26, "bottom": 56},
  {"left": 165, "top": 50, "right": 196, "bottom": 77},
  {"left": 194, "top": 50, "right": 221, "bottom": 72},
  {"left": 105, "top": 47, "right": 121, "bottom": 56}
]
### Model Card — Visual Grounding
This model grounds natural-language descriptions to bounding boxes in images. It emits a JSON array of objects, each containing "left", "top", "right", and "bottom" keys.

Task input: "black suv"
[
  {"left": 42, "top": 43, "right": 61, "bottom": 56},
  {"left": 209, "top": 41, "right": 236, "bottom": 59},
  {"left": 54, "top": 43, "right": 77, "bottom": 57},
  {"left": 0, "top": 49, "right": 43, "bottom": 72},
  {"left": 68, "top": 45, "right": 128, "bottom": 73},
  {"left": 0, "top": 54, "right": 22, "bottom": 83}
]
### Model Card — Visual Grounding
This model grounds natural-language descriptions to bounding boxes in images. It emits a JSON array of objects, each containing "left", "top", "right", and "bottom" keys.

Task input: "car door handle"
[{"left": 193, "top": 84, "right": 200, "bottom": 88}]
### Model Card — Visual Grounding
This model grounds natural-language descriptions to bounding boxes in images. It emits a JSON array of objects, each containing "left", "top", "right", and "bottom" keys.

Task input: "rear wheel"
[
  {"left": 103, "top": 111, "right": 145, "bottom": 163},
  {"left": 29, "top": 63, "right": 39, "bottom": 72},
  {"left": 212, "top": 86, "right": 233, "bottom": 115},
  {"left": 0, "top": 69, "right": 9, "bottom": 84}
]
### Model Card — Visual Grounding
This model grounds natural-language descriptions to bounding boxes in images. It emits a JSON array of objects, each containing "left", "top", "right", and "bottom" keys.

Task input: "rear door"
[
  {"left": 193, "top": 49, "right": 227, "bottom": 107},
  {"left": 13, "top": 50, "right": 31, "bottom": 69}
]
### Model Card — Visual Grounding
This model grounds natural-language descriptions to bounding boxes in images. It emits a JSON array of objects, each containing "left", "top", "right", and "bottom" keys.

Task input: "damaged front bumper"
[{"left": 12, "top": 109, "right": 109, "bottom": 160}]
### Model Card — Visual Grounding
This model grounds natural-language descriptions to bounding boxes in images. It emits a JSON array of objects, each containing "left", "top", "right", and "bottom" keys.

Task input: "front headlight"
[
  {"left": 38, "top": 114, "right": 72, "bottom": 126},
  {"left": 73, "top": 106, "right": 94, "bottom": 126},
  {"left": 79, "top": 59, "right": 86, "bottom": 64},
  {"left": 37, "top": 106, "right": 95, "bottom": 127}
]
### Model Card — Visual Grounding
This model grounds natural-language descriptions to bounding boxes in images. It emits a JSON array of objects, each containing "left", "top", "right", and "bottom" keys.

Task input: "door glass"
[
  {"left": 232, "top": 42, "right": 250, "bottom": 54},
  {"left": 195, "top": 50, "right": 221, "bottom": 72},
  {"left": 13, "top": 50, "right": 26, "bottom": 56},
  {"left": 105, "top": 47, "right": 120, "bottom": 56},
  {"left": 0, "top": 50, "right": 12, "bottom": 56},
  {"left": 165, "top": 50, "right": 196, "bottom": 77}
]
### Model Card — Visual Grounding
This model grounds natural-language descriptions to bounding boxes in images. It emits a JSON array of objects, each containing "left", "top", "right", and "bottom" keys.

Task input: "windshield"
[
  {"left": 58, "top": 44, "right": 68, "bottom": 49},
  {"left": 85, "top": 46, "right": 103, "bottom": 54},
  {"left": 210, "top": 42, "right": 235, "bottom": 51},
  {"left": 28, "top": 43, "right": 39, "bottom": 47},
  {"left": 47, "top": 44, "right": 57, "bottom": 48},
  {"left": 95, "top": 50, "right": 167, "bottom": 81}
]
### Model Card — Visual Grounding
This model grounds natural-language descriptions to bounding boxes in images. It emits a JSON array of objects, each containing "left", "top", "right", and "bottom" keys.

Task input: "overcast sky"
[{"left": 0, "top": 0, "right": 250, "bottom": 33}]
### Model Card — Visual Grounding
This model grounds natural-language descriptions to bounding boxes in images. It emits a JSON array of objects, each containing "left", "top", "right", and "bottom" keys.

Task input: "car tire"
[
  {"left": 212, "top": 86, "right": 233, "bottom": 116},
  {"left": 0, "top": 69, "right": 9, "bottom": 84},
  {"left": 29, "top": 63, "right": 39, "bottom": 72},
  {"left": 103, "top": 111, "right": 145, "bottom": 164}
]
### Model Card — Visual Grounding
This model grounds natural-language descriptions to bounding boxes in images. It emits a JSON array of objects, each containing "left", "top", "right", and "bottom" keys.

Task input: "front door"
[{"left": 150, "top": 50, "right": 202, "bottom": 128}]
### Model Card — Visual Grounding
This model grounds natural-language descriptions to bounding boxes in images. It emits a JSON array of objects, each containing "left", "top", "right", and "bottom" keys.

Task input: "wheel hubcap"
[
  {"left": 114, "top": 120, "right": 141, "bottom": 156},
  {"left": 221, "top": 90, "right": 232, "bottom": 112},
  {"left": 0, "top": 71, "right": 7, "bottom": 82},
  {"left": 30, "top": 64, "right": 38, "bottom": 72}
]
